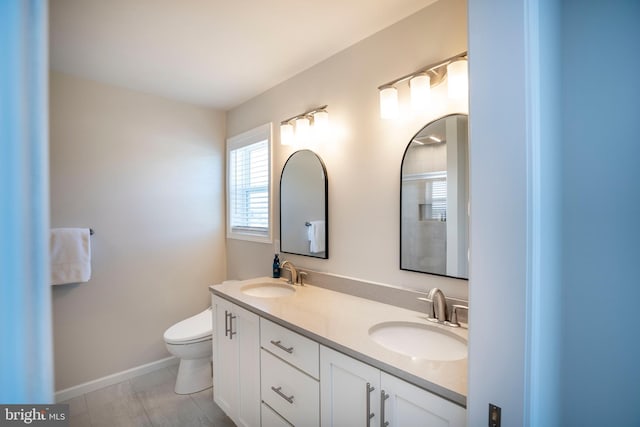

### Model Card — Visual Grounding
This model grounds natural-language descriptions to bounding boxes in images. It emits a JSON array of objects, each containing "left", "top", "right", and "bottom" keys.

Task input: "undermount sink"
[
  {"left": 368, "top": 321, "right": 467, "bottom": 361},
  {"left": 241, "top": 281, "right": 295, "bottom": 298}
]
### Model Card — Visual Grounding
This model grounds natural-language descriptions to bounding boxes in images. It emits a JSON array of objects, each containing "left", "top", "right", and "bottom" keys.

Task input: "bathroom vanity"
[{"left": 210, "top": 277, "right": 467, "bottom": 427}]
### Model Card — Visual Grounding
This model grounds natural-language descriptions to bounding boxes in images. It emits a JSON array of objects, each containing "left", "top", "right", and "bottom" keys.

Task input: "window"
[
  {"left": 412, "top": 172, "right": 447, "bottom": 222},
  {"left": 226, "top": 123, "right": 272, "bottom": 242},
  {"left": 429, "top": 178, "right": 447, "bottom": 221}
]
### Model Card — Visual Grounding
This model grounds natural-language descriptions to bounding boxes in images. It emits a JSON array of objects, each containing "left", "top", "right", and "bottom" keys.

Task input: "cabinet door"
[
  {"left": 320, "top": 346, "right": 380, "bottom": 427},
  {"left": 212, "top": 296, "right": 260, "bottom": 427},
  {"left": 213, "top": 296, "right": 236, "bottom": 417},
  {"left": 235, "top": 303, "right": 260, "bottom": 427},
  {"left": 380, "top": 372, "right": 466, "bottom": 427}
]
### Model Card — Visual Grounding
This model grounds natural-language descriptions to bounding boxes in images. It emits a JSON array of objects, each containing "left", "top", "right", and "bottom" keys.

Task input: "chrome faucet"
[
  {"left": 418, "top": 287, "right": 448, "bottom": 323},
  {"left": 418, "top": 288, "right": 469, "bottom": 327},
  {"left": 428, "top": 288, "right": 448, "bottom": 322},
  {"left": 281, "top": 260, "right": 298, "bottom": 285}
]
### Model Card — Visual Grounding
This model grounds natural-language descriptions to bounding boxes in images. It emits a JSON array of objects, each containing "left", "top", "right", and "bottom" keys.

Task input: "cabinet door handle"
[
  {"left": 271, "top": 386, "right": 294, "bottom": 404},
  {"left": 229, "top": 313, "right": 237, "bottom": 339},
  {"left": 270, "top": 340, "right": 294, "bottom": 354},
  {"left": 366, "top": 382, "right": 376, "bottom": 426},
  {"left": 224, "top": 310, "right": 230, "bottom": 337},
  {"left": 380, "top": 390, "right": 389, "bottom": 427}
]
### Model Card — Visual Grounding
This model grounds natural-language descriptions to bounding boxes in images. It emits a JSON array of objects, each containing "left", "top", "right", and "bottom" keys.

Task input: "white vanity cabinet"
[
  {"left": 211, "top": 283, "right": 466, "bottom": 427},
  {"left": 260, "top": 318, "right": 320, "bottom": 427},
  {"left": 320, "top": 346, "right": 465, "bottom": 427},
  {"left": 212, "top": 295, "right": 260, "bottom": 427}
]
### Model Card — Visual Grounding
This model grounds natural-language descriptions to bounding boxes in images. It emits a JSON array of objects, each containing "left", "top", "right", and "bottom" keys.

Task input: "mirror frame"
[
  {"left": 399, "top": 113, "right": 469, "bottom": 280},
  {"left": 279, "top": 149, "right": 329, "bottom": 259}
]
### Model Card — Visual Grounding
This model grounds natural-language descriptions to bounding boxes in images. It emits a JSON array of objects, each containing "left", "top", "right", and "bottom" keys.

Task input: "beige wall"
[
  {"left": 226, "top": 0, "right": 469, "bottom": 298},
  {"left": 50, "top": 72, "right": 226, "bottom": 391}
]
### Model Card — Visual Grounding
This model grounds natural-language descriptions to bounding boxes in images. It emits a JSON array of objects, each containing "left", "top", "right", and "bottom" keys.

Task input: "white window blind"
[
  {"left": 227, "top": 124, "right": 272, "bottom": 242},
  {"left": 430, "top": 179, "right": 447, "bottom": 220}
]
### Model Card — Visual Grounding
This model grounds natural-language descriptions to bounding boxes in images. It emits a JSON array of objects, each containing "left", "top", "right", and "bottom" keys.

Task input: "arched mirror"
[
  {"left": 400, "top": 114, "right": 469, "bottom": 279},
  {"left": 280, "top": 150, "right": 328, "bottom": 258}
]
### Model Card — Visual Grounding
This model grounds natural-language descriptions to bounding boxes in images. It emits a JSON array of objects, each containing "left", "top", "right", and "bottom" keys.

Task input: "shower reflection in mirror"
[{"left": 400, "top": 114, "right": 469, "bottom": 279}]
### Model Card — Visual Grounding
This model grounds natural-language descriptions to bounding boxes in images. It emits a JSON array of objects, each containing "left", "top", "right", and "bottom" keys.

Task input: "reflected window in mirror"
[
  {"left": 400, "top": 114, "right": 469, "bottom": 279},
  {"left": 280, "top": 150, "right": 328, "bottom": 259}
]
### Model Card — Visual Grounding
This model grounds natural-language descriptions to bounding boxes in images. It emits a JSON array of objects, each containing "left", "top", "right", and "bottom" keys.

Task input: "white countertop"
[{"left": 209, "top": 276, "right": 467, "bottom": 407}]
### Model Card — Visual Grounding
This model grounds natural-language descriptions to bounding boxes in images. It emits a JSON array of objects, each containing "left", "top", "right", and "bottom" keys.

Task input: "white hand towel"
[
  {"left": 50, "top": 228, "right": 92, "bottom": 285},
  {"left": 307, "top": 220, "right": 326, "bottom": 253}
]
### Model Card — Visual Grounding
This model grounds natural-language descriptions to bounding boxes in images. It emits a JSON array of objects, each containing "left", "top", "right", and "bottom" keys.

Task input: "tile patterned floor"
[{"left": 61, "top": 365, "right": 235, "bottom": 427}]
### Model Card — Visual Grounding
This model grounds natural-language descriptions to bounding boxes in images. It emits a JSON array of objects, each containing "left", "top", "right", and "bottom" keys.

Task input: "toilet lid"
[{"left": 164, "top": 307, "right": 212, "bottom": 344}]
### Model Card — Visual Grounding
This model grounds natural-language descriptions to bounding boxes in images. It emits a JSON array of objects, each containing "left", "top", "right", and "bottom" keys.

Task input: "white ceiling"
[{"left": 50, "top": 0, "right": 438, "bottom": 110}]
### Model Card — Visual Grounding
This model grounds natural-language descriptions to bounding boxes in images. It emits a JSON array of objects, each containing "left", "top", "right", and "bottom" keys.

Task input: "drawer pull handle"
[
  {"left": 270, "top": 340, "right": 294, "bottom": 354},
  {"left": 271, "top": 386, "right": 294, "bottom": 404}
]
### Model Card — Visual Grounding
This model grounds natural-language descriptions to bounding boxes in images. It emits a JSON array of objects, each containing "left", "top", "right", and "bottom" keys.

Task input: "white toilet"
[{"left": 163, "top": 307, "right": 213, "bottom": 394}]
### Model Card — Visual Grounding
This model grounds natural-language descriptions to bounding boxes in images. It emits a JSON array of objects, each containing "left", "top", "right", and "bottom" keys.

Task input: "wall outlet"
[{"left": 489, "top": 403, "right": 501, "bottom": 427}]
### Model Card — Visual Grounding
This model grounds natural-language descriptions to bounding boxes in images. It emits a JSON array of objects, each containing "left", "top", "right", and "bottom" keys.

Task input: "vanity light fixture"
[
  {"left": 280, "top": 122, "right": 295, "bottom": 146},
  {"left": 295, "top": 116, "right": 311, "bottom": 145},
  {"left": 447, "top": 59, "right": 468, "bottom": 99},
  {"left": 378, "top": 51, "right": 467, "bottom": 119},
  {"left": 312, "top": 109, "right": 329, "bottom": 133},
  {"left": 410, "top": 73, "right": 431, "bottom": 112},
  {"left": 379, "top": 86, "right": 399, "bottom": 119},
  {"left": 279, "top": 105, "right": 329, "bottom": 146}
]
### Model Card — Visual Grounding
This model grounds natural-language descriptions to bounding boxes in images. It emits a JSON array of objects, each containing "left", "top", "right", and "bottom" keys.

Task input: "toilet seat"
[{"left": 164, "top": 307, "right": 213, "bottom": 345}]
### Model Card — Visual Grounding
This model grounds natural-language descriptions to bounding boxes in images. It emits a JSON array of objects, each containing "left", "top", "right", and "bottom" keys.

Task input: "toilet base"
[{"left": 174, "top": 356, "right": 212, "bottom": 395}]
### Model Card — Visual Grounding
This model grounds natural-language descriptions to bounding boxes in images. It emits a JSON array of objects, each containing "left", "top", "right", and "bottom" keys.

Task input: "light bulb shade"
[
  {"left": 280, "top": 122, "right": 294, "bottom": 146},
  {"left": 295, "top": 116, "right": 310, "bottom": 144},
  {"left": 313, "top": 110, "right": 329, "bottom": 133},
  {"left": 410, "top": 74, "right": 431, "bottom": 112},
  {"left": 447, "top": 59, "right": 468, "bottom": 99},
  {"left": 379, "top": 87, "right": 398, "bottom": 119}
]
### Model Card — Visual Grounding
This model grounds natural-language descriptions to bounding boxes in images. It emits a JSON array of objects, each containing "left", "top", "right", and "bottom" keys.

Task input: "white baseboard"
[{"left": 55, "top": 356, "right": 178, "bottom": 402}]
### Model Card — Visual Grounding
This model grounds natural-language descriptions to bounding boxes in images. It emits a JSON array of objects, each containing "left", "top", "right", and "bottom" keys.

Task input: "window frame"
[{"left": 226, "top": 123, "right": 273, "bottom": 243}]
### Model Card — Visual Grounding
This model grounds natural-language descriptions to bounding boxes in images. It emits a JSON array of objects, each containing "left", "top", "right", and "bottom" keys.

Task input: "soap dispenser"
[{"left": 272, "top": 254, "right": 281, "bottom": 278}]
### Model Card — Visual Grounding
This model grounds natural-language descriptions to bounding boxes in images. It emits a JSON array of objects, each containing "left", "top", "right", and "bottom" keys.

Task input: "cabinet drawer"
[
  {"left": 261, "top": 349, "right": 319, "bottom": 427},
  {"left": 261, "top": 403, "right": 292, "bottom": 427},
  {"left": 261, "top": 318, "right": 319, "bottom": 379}
]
